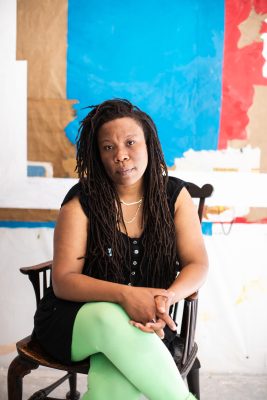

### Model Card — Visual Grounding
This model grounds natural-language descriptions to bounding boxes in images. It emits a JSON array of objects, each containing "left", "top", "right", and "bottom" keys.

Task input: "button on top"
[{"left": 133, "top": 240, "right": 138, "bottom": 244}]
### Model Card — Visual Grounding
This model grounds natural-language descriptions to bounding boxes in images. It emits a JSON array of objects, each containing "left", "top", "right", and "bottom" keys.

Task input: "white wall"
[
  {"left": 199, "top": 225, "right": 267, "bottom": 373},
  {"left": 0, "top": 0, "right": 267, "bottom": 373},
  {"left": 0, "top": 228, "right": 53, "bottom": 367}
]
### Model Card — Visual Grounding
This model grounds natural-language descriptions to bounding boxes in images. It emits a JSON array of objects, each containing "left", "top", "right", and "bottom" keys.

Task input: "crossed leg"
[
  {"left": 82, "top": 353, "right": 141, "bottom": 400},
  {"left": 71, "top": 302, "right": 196, "bottom": 400}
]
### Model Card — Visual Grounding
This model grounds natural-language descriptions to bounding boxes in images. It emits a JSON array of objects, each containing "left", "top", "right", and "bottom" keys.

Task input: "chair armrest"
[
  {"left": 20, "top": 260, "right": 53, "bottom": 306},
  {"left": 20, "top": 260, "right": 53, "bottom": 275},
  {"left": 185, "top": 291, "right": 198, "bottom": 301}
]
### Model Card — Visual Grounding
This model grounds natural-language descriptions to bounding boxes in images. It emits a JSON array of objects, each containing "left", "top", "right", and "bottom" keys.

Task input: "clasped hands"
[{"left": 129, "top": 290, "right": 176, "bottom": 339}]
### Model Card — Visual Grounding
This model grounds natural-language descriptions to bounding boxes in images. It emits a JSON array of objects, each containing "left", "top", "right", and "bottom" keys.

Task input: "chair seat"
[
  {"left": 17, "top": 334, "right": 197, "bottom": 377},
  {"left": 17, "top": 335, "right": 89, "bottom": 374}
]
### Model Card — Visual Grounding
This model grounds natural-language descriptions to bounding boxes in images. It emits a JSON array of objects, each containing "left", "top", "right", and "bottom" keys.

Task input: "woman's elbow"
[{"left": 52, "top": 272, "right": 68, "bottom": 299}]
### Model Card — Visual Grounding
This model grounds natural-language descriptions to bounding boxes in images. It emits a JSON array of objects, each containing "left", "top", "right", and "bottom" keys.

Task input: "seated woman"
[{"left": 34, "top": 98, "right": 208, "bottom": 400}]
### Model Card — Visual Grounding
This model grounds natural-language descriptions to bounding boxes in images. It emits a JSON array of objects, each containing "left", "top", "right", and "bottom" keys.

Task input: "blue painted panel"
[
  {"left": 66, "top": 0, "right": 224, "bottom": 165},
  {"left": 27, "top": 165, "right": 46, "bottom": 177},
  {"left": 201, "top": 222, "right": 213, "bottom": 236},
  {"left": 0, "top": 221, "right": 56, "bottom": 228}
]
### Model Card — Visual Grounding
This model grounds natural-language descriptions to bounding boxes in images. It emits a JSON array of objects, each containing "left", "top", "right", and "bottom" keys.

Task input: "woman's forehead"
[{"left": 98, "top": 117, "right": 145, "bottom": 140}]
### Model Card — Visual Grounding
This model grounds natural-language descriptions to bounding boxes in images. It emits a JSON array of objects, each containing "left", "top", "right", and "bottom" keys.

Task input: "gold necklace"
[
  {"left": 120, "top": 198, "right": 143, "bottom": 206},
  {"left": 123, "top": 200, "right": 143, "bottom": 224}
]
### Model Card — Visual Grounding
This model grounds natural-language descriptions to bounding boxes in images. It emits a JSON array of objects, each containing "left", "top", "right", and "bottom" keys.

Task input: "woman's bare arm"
[
  {"left": 168, "top": 186, "right": 209, "bottom": 304},
  {"left": 52, "top": 196, "right": 126, "bottom": 303}
]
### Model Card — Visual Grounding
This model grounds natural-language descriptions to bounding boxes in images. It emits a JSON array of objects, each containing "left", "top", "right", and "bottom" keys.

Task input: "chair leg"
[
  {"left": 7, "top": 355, "right": 39, "bottom": 400},
  {"left": 66, "top": 372, "right": 80, "bottom": 400},
  {"left": 187, "top": 358, "right": 201, "bottom": 400}
]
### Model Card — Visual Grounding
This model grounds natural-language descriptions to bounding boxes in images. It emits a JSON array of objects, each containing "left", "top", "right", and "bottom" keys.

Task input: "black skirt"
[{"left": 33, "top": 286, "right": 84, "bottom": 365}]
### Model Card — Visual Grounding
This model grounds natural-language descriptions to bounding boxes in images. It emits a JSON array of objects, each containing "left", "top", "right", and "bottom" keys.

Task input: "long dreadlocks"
[{"left": 76, "top": 99, "right": 177, "bottom": 289}]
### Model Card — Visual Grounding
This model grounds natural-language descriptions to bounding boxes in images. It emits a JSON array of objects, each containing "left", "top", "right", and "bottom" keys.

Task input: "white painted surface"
[
  {"left": 0, "top": 227, "right": 53, "bottom": 368},
  {"left": 0, "top": 0, "right": 17, "bottom": 60},
  {"left": 170, "top": 171, "right": 267, "bottom": 207},
  {"left": 174, "top": 146, "right": 261, "bottom": 172},
  {"left": 198, "top": 224, "right": 267, "bottom": 374},
  {"left": 0, "top": 61, "right": 27, "bottom": 182},
  {"left": 0, "top": 0, "right": 27, "bottom": 183},
  {"left": 0, "top": 177, "right": 78, "bottom": 210}
]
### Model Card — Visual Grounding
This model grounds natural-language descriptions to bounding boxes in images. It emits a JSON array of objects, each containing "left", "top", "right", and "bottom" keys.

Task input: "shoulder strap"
[
  {"left": 61, "top": 182, "right": 90, "bottom": 218},
  {"left": 167, "top": 176, "right": 187, "bottom": 215}
]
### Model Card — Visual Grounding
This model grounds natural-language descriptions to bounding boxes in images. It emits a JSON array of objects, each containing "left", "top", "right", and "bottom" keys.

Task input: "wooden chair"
[{"left": 7, "top": 181, "right": 213, "bottom": 400}]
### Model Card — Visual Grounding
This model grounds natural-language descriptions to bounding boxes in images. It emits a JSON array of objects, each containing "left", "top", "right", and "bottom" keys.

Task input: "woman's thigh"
[{"left": 71, "top": 301, "right": 130, "bottom": 361}]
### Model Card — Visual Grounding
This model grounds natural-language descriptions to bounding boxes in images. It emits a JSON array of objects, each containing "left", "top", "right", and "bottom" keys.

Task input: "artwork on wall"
[{"left": 4, "top": 0, "right": 267, "bottom": 225}]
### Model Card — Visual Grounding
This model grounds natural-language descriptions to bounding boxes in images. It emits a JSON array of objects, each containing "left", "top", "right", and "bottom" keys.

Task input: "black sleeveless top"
[{"left": 33, "top": 176, "right": 187, "bottom": 364}]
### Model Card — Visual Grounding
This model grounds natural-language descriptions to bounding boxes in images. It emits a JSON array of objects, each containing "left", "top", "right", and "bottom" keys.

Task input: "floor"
[{"left": 1, "top": 368, "right": 266, "bottom": 399}]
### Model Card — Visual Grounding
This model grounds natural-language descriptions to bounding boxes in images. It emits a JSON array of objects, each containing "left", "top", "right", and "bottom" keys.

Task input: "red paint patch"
[{"left": 218, "top": 0, "right": 267, "bottom": 148}]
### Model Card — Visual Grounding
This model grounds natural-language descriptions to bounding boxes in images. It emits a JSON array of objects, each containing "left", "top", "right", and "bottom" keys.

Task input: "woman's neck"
[{"left": 116, "top": 181, "right": 144, "bottom": 203}]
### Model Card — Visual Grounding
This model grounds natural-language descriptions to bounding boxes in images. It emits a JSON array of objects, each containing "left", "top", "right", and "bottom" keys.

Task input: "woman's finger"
[
  {"left": 129, "top": 320, "right": 165, "bottom": 339},
  {"left": 145, "top": 319, "right": 165, "bottom": 331},
  {"left": 155, "top": 295, "right": 167, "bottom": 313},
  {"left": 155, "top": 328, "right": 165, "bottom": 339},
  {"left": 129, "top": 321, "right": 154, "bottom": 333},
  {"left": 157, "top": 312, "right": 177, "bottom": 331}
]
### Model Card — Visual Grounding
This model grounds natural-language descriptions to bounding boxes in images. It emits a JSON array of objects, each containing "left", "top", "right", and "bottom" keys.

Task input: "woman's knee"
[
  {"left": 81, "top": 301, "right": 129, "bottom": 329},
  {"left": 72, "top": 302, "right": 129, "bottom": 359}
]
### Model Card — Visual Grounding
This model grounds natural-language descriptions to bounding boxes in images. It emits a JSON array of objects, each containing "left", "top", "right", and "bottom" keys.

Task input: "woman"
[{"left": 34, "top": 99, "right": 208, "bottom": 400}]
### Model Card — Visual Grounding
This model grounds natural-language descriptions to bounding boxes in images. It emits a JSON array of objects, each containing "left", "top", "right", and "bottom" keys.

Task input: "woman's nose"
[{"left": 114, "top": 149, "right": 129, "bottom": 163}]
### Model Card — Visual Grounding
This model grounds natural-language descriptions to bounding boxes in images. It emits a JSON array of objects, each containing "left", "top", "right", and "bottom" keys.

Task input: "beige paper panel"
[
  {"left": 17, "top": 0, "right": 67, "bottom": 99},
  {"left": 17, "top": 0, "right": 77, "bottom": 178},
  {"left": 0, "top": 208, "right": 59, "bottom": 222},
  {"left": 28, "top": 99, "right": 77, "bottom": 178},
  {"left": 247, "top": 86, "right": 267, "bottom": 173}
]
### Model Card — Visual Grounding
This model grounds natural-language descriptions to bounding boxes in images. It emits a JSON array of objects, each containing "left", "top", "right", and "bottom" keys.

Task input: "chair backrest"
[{"left": 185, "top": 181, "right": 213, "bottom": 222}]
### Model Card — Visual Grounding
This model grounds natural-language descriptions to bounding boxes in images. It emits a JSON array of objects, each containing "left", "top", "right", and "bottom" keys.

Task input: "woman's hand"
[
  {"left": 155, "top": 291, "right": 176, "bottom": 329},
  {"left": 129, "top": 290, "right": 177, "bottom": 338},
  {"left": 120, "top": 286, "right": 170, "bottom": 325},
  {"left": 130, "top": 318, "right": 166, "bottom": 339}
]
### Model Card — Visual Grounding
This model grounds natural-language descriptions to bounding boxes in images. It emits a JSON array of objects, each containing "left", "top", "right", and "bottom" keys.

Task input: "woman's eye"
[
  {"left": 127, "top": 140, "right": 135, "bottom": 146},
  {"left": 104, "top": 145, "right": 113, "bottom": 151}
]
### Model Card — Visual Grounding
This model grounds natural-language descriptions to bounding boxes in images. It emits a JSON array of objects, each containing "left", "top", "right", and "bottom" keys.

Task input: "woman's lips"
[{"left": 117, "top": 168, "right": 135, "bottom": 176}]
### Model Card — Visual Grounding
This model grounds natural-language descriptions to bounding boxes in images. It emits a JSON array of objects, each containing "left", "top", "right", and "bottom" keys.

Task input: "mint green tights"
[{"left": 71, "top": 302, "right": 196, "bottom": 400}]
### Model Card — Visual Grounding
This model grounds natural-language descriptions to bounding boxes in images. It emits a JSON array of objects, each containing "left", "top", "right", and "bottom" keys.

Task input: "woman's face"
[{"left": 98, "top": 117, "right": 148, "bottom": 189}]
